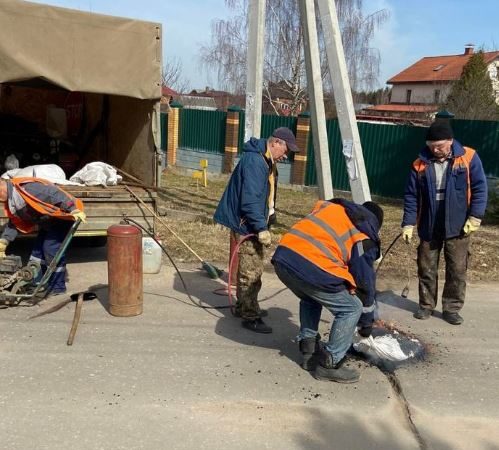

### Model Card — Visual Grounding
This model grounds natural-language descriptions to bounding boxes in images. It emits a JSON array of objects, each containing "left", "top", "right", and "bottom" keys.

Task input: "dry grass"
[{"left": 157, "top": 168, "right": 499, "bottom": 282}]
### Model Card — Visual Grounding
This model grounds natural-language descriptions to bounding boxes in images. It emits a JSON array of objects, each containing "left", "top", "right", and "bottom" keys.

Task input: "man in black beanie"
[{"left": 401, "top": 120, "right": 488, "bottom": 325}]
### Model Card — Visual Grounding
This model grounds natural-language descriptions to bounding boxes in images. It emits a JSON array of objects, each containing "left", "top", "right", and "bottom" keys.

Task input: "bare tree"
[
  {"left": 200, "top": 0, "right": 388, "bottom": 115},
  {"left": 162, "top": 56, "right": 190, "bottom": 93}
]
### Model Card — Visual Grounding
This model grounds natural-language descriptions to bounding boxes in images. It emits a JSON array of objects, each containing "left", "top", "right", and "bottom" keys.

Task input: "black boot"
[
  {"left": 298, "top": 333, "right": 321, "bottom": 371},
  {"left": 313, "top": 347, "right": 360, "bottom": 384}
]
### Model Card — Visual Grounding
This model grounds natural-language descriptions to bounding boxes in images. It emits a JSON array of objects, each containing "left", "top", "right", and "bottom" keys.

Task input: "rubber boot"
[
  {"left": 313, "top": 347, "right": 360, "bottom": 384},
  {"left": 298, "top": 333, "right": 321, "bottom": 371}
]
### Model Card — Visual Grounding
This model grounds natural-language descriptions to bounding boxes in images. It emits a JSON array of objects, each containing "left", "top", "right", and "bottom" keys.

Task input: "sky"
[{"left": 27, "top": 0, "right": 499, "bottom": 92}]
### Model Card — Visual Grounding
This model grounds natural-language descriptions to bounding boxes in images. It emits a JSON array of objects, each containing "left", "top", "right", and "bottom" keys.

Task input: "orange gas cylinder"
[{"left": 107, "top": 224, "right": 143, "bottom": 317}]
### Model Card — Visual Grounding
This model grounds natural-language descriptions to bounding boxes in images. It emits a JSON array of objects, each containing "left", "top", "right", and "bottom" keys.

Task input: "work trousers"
[
  {"left": 234, "top": 233, "right": 266, "bottom": 320},
  {"left": 30, "top": 220, "right": 72, "bottom": 294},
  {"left": 274, "top": 262, "right": 362, "bottom": 365},
  {"left": 417, "top": 234, "right": 470, "bottom": 313}
]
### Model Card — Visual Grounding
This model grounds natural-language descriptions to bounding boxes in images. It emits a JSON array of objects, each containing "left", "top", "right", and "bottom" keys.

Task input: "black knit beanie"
[
  {"left": 426, "top": 121, "right": 454, "bottom": 141},
  {"left": 362, "top": 201, "right": 384, "bottom": 228}
]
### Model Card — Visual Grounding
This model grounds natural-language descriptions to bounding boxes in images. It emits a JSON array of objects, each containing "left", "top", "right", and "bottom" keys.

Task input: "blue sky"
[{"left": 28, "top": 0, "right": 499, "bottom": 91}]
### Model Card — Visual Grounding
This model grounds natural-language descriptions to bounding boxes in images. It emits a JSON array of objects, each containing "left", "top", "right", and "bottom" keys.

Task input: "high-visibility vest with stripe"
[
  {"left": 4, "top": 177, "right": 83, "bottom": 234},
  {"left": 412, "top": 146, "right": 476, "bottom": 206},
  {"left": 278, "top": 201, "right": 369, "bottom": 287}
]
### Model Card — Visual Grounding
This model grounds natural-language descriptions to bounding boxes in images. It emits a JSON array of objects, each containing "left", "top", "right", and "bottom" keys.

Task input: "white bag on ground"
[
  {"left": 353, "top": 334, "right": 412, "bottom": 362},
  {"left": 69, "top": 162, "right": 122, "bottom": 186}
]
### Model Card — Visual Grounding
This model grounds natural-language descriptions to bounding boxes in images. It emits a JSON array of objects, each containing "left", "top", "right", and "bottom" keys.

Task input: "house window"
[
  {"left": 434, "top": 90, "right": 440, "bottom": 104},
  {"left": 406, "top": 89, "right": 412, "bottom": 104}
]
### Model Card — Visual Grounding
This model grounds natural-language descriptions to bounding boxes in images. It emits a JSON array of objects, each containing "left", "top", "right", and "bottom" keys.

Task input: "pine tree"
[{"left": 444, "top": 51, "right": 499, "bottom": 120}]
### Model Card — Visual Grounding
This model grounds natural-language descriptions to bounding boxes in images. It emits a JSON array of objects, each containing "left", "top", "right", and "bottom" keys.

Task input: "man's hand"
[
  {"left": 358, "top": 326, "right": 373, "bottom": 338},
  {"left": 0, "top": 238, "right": 8, "bottom": 258},
  {"left": 402, "top": 225, "right": 414, "bottom": 244},
  {"left": 463, "top": 216, "right": 481, "bottom": 235},
  {"left": 257, "top": 230, "right": 272, "bottom": 247},
  {"left": 71, "top": 209, "right": 87, "bottom": 223}
]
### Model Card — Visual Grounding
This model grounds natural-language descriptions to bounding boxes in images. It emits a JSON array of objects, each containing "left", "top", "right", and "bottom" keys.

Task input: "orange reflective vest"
[
  {"left": 278, "top": 201, "right": 369, "bottom": 287},
  {"left": 4, "top": 177, "right": 84, "bottom": 234},
  {"left": 412, "top": 146, "right": 476, "bottom": 206}
]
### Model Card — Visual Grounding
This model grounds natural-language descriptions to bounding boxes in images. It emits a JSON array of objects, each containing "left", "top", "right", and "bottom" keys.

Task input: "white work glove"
[
  {"left": 402, "top": 225, "right": 414, "bottom": 244},
  {"left": 463, "top": 216, "right": 481, "bottom": 235},
  {"left": 0, "top": 238, "right": 8, "bottom": 258},
  {"left": 71, "top": 209, "right": 87, "bottom": 223},
  {"left": 257, "top": 230, "right": 272, "bottom": 247}
]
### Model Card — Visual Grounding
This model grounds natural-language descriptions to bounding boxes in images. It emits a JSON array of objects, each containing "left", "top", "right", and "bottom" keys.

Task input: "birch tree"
[{"left": 200, "top": 0, "right": 388, "bottom": 115}]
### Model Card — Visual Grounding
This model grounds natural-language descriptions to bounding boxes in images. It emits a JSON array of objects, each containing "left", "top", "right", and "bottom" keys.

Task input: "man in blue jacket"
[
  {"left": 272, "top": 199, "right": 383, "bottom": 383},
  {"left": 214, "top": 127, "right": 299, "bottom": 334},
  {"left": 402, "top": 121, "right": 487, "bottom": 325}
]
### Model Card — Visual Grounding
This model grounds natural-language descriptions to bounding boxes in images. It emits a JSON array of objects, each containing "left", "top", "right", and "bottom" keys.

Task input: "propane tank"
[{"left": 107, "top": 224, "right": 143, "bottom": 316}]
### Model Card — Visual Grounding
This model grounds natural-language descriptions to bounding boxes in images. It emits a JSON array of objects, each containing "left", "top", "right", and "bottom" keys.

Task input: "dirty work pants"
[
  {"left": 274, "top": 262, "right": 362, "bottom": 365},
  {"left": 417, "top": 234, "right": 470, "bottom": 313},
  {"left": 234, "top": 233, "right": 265, "bottom": 320},
  {"left": 30, "top": 220, "right": 72, "bottom": 294}
]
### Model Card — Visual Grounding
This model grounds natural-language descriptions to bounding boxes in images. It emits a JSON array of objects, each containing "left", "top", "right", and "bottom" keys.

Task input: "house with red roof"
[{"left": 360, "top": 45, "right": 499, "bottom": 122}]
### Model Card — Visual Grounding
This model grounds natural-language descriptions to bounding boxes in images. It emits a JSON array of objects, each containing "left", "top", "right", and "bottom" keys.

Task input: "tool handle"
[{"left": 123, "top": 185, "right": 204, "bottom": 263}]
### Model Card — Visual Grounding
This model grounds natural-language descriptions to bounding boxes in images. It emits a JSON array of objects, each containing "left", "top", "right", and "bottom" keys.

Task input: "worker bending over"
[
  {"left": 0, "top": 177, "right": 86, "bottom": 297},
  {"left": 272, "top": 199, "right": 383, "bottom": 383}
]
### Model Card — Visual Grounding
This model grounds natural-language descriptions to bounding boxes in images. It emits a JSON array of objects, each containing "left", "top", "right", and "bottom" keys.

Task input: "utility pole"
[
  {"left": 244, "top": 0, "right": 266, "bottom": 141},
  {"left": 299, "top": 0, "right": 334, "bottom": 200},
  {"left": 317, "top": 0, "right": 371, "bottom": 203},
  {"left": 245, "top": 0, "right": 371, "bottom": 203}
]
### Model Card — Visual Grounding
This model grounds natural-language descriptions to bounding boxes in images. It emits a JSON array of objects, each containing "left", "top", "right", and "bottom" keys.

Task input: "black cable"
[
  {"left": 121, "top": 217, "right": 229, "bottom": 312},
  {"left": 376, "top": 232, "right": 402, "bottom": 274}
]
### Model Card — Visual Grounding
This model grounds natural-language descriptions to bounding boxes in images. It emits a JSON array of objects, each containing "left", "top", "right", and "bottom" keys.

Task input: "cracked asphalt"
[{"left": 1, "top": 244, "right": 498, "bottom": 450}]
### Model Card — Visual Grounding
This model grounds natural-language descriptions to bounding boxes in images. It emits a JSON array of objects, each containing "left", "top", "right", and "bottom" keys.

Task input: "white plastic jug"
[{"left": 142, "top": 237, "right": 162, "bottom": 274}]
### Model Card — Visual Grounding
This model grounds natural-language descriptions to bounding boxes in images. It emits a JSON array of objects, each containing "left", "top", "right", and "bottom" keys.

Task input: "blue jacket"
[
  {"left": 272, "top": 199, "right": 381, "bottom": 329},
  {"left": 2, "top": 180, "right": 77, "bottom": 242},
  {"left": 214, "top": 138, "right": 273, "bottom": 235},
  {"left": 402, "top": 140, "right": 488, "bottom": 241}
]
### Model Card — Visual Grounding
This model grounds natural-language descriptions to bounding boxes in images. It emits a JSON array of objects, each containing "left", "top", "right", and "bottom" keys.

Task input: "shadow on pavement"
[
  {"left": 169, "top": 269, "right": 304, "bottom": 369},
  {"left": 377, "top": 289, "right": 446, "bottom": 320},
  {"left": 291, "top": 408, "right": 471, "bottom": 450}
]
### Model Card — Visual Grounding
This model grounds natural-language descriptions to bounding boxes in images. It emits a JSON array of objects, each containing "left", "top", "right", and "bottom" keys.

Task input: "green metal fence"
[
  {"left": 305, "top": 119, "right": 498, "bottom": 198},
  {"left": 237, "top": 112, "right": 298, "bottom": 153},
  {"left": 179, "top": 108, "right": 227, "bottom": 153},
  {"left": 164, "top": 108, "right": 499, "bottom": 198}
]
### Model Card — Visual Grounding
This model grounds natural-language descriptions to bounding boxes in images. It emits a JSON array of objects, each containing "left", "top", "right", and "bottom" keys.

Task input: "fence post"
[
  {"left": 291, "top": 112, "right": 311, "bottom": 185},
  {"left": 223, "top": 105, "right": 242, "bottom": 173},
  {"left": 167, "top": 101, "right": 182, "bottom": 167}
]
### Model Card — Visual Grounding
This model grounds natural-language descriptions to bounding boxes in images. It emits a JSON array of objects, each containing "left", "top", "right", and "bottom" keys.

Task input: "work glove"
[
  {"left": 257, "top": 230, "right": 272, "bottom": 247},
  {"left": 71, "top": 209, "right": 87, "bottom": 223},
  {"left": 463, "top": 216, "right": 481, "bottom": 235},
  {"left": 373, "top": 252, "right": 383, "bottom": 271},
  {"left": 358, "top": 326, "right": 373, "bottom": 338},
  {"left": 0, "top": 238, "right": 8, "bottom": 258},
  {"left": 402, "top": 225, "right": 414, "bottom": 244}
]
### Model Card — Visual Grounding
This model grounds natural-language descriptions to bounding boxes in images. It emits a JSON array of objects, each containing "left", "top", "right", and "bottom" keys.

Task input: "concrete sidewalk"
[{"left": 1, "top": 248, "right": 498, "bottom": 450}]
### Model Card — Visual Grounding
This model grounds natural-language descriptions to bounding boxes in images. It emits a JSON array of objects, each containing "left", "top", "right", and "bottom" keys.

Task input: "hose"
[
  {"left": 376, "top": 232, "right": 412, "bottom": 298},
  {"left": 122, "top": 217, "right": 227, "bottom": 314}
]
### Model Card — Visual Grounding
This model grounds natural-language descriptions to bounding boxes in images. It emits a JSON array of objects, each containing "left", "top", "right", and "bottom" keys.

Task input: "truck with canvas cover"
[{"left": 0, "top": 0, "right": 163, "bottom": 237}]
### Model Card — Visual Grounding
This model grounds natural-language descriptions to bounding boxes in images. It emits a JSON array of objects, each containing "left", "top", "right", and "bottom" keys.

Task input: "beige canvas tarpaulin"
[{"left": 0, "top": 0, "right": 162, "bottom": 100}]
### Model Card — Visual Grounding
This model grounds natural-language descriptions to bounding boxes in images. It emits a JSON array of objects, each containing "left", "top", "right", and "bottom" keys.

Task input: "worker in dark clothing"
[
  {"left": 272, "top": 199, "right": 383, "bottom": 383},
  {"left": 214, "top": 127, "right": 299, "bottom": 334},
  {"left": 402, "top": 121, "right": 487, "bottom": 325},
  {"left": 0, "top": 177, "right": 86, "bottom": 296}
]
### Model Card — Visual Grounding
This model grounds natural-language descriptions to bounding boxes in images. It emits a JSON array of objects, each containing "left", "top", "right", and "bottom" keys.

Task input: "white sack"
[
  {"left": 69, "top": 162, "right": 122, "bottom": 186},
  {"left": 1, "top": 163, "right": 80, "bottom": 185}
]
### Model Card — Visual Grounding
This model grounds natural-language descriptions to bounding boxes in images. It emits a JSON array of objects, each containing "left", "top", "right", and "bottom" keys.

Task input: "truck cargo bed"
[{"left": 0, "top": 183, "right": 157, "bottom": 237}]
